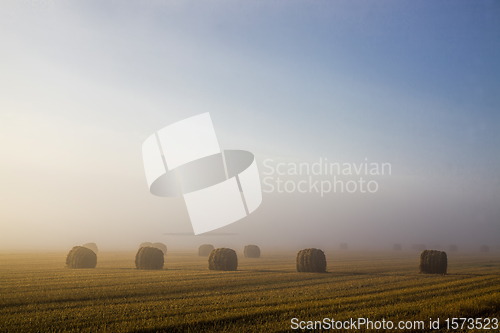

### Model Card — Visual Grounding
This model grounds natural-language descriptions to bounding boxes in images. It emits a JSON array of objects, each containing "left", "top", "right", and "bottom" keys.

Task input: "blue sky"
[{"left": 0, "top": 0, "right": 499, "bottom": 250}]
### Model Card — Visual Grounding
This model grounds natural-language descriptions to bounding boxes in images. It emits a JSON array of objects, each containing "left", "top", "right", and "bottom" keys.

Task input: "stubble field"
[{"left": 1, "top": 250, "right": 499, "bottom": 332}]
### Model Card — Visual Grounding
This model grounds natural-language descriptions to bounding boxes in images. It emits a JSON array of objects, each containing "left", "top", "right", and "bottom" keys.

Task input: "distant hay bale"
[
  {"left": 208, "top": 248, "right": 237, "bottom": 271},
  {"left": 296, "top": 248, "right": 327, "bottom": 273},
  {"left": 339, "top": 243, "right": 348, "bottom": 251},
  {"left": 432, "top": 244, "right": 441, "bottom": 250},
  {"left": 449, "top": 244, "right": 458, "bottom": 252},
  {"left": 140, "top": 242, "right": 153, "bottom": 248},
  {"left": 412, "top": 244, "right": 426, "bottom": 251},
  {"left": 152, "top": 242, "right": 167, "bottom": 255},
  {"left": 419, "top": 250, "right": 447, "bottom": 274},
  {"left": 82, "top": 242, "right": 98, "bottom": 254},
  {"left": 244, "top": 245, "right": 261, "bottom": 258},
  {"left": 480, "top": 245, "right": 490, "bottom": 253},
  {"left": 393, "top": 244, "right": 402, "bottom": 251},
  {"left": 135, "top": 247, "right": 164, "bottom": 270},
  {"left": 198, "top": 244, "right": 214, "bottom": 256},
  {"left": 66, "top": 246, "right": 97, "bottom": 269}
]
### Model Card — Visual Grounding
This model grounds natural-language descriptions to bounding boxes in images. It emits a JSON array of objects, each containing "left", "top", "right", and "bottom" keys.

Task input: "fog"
[{"left": 1, "top": 1, "right": 499, "bottom": 252}]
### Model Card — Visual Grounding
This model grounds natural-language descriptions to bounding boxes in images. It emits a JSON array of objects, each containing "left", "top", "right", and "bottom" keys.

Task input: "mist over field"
[{"left": 1, "top": 1, "right": 499, "bottom": 252}]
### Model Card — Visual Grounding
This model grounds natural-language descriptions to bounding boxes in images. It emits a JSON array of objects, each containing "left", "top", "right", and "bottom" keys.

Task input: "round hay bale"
[
  {"left": 244, "top": 245, "right": 261, "bottom": 258},
  {"left": 152, "top": 242, "right": 167, "bottom": 255},
  {"left": 198, "top": 244, "right": 214, "bottom": 257},
  {"left": 296, "top": 248, "right": 327, "bottom": 273},
  {"left": 480, "top": 245, "right": 490, "bottom": 253},
  {"left": 82, "top": 242, "right": 98, "bottom": 254},
  {"left": 66, "top": 246, "right": 97, "bottom": 269},
  {"left": 140, "top": 242, "right": 153, "bottom": 248},
  {"left": 135, "top": 247, "right": 164, "bottom": 270},
  {"left": 339, "top": 243, "right": 348, "bottom": 251},
  {"left": 208, "top": 248, "right": 237, "bottom": 271},
  {"left": 393, "top": 244, "right": 402, "bottom": 251},
  {"left": 419, "top": 250, "right": 447, "bottom": 274},
  {"left": 448, "top": 244, "right": 458, "bottom": 252}
]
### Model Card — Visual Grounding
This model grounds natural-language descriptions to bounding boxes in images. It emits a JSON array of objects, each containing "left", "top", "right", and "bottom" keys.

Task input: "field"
[{"left": 1, "top": 250, "right": 499, "bottom": 332}]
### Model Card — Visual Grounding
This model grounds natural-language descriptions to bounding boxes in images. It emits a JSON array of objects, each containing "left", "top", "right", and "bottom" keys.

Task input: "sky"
[{"left": 1, "top": 0, "right": 499, "bottom": 252}]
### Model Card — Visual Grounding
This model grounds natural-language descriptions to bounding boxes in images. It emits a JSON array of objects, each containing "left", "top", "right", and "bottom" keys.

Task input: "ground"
[{"left": 1, "top": 250, "right": 499, "bottom": 332}]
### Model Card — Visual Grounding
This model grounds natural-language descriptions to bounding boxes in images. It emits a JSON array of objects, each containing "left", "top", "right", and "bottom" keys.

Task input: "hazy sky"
[{"left": 1, "top": 0, "right": 499, "bottom": 251}]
